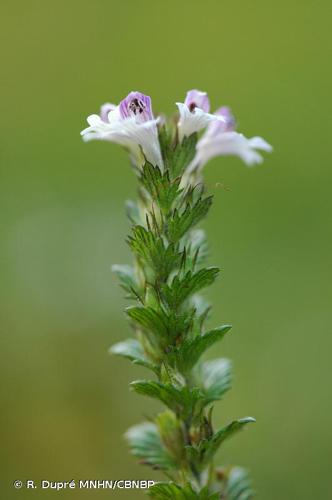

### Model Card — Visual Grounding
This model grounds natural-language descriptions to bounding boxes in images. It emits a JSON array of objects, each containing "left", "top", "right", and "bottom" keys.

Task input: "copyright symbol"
[{"left": 14, "top": 480, "right": 22, "bottom": 489}]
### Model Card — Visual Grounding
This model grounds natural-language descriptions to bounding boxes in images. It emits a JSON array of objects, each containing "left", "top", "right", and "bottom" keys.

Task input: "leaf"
[
  {"left": 127, "top": 305, "right": 196, "bottom": 347},
  {"left": 158, "top": 124, "right": 174, "bottom": 172},
  {"left": 148, "top": 482, "right": 197, "bottom": 499},
  {"left": 161, "top": 267, "right": 220, "bottom": 310},
  {"left": 155, "top": 410, "right": 185, "bottom": 464},
  {"left": 126, "top": 306, "right": 169, "bottom": 341},
  {"left": 131, "top": 380, "right": 202, "bottom": 419},
  {"left": 126, "top": 422, "right": 176, "bottom": 470},
  {"left": 170, "top": 133, "right": 198, "bottom": 178},
  {"left": 202, "top": 417, "right": 256, "bottom": 463},
  {"left": 128, "top": 225, "right": 181, "bottom": 281},
  {"left": 140, "top": 162, "right": 181, "bottom": 213},
  {"left": 168, "top": 196, "right": 213, "bottom": 243},
  {"left": 176, "top": 325, "right": 232, "bottom": 373},
  {"left": 201, "top": 358, "right": 233, "bottom": 405},
  {"left": 225, "top": 467, "right": 254, "bottom": 500},
  {"left": 148, "top": 482, "right": 219, "bottom": 500},
  {"left": 109, "top": 339, "right": 158, "bottom": 373}
]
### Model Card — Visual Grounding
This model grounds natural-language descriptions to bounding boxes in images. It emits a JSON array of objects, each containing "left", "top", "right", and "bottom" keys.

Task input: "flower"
[
  {"left": 176, "top": 89, "right": 226, "bottom": 142},
  {"left": 81, "top": 91, "right": 163, "bottom": 168},
  {"left": 187, "top": 106, "right": 272, "bottom": 172}
]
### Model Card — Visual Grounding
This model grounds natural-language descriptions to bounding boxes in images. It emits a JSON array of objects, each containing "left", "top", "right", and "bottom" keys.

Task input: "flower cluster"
[
  {"left": 81, "top": 90, "right": 272, "bottom": 499},
  {"left": 81, "top": 89, "right": 272, "bottom": 173}
]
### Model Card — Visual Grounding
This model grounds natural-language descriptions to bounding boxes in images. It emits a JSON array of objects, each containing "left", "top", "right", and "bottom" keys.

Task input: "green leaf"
[
  {"left": 225, "top": 467, "right": 254, "bottom": 500},
  {"left": 168, "top": 196, "right": 213, "bottom": 243},
  {"left": 201, "top": 358, "right": 232, "bottom": 405},
  {"left": 176, "top": 325, "right": 232, "bottom": 373},
  {"left": 126, "top": 422, "right": 176, "bottom": 470},
  {"left": 155, "top": 410, "right": 185, "bottom": 464},
  {"left": 170, "top": 133, "right": 198, "bottom": 178},
  {"left": 131, "top": 380, "right": 202, "bottom": 419},
  {"left": 126, "top": 306, "right": 169, "bottom": 341},
  {"left": 202, "top": 417, "right": 256, "bottom": 463},
  {"left": 158, "top": 124, "right": 174, "bottom": 172},
  {"left": 109, "top": 339, "right": 158, "bottom": 373},
  {"left": 128, "top": 225, "right": 181, "bottom": 281},
  {"left": 161, "top": 267, "right": 220, "bottom": 310},
  {"left": 127, "top": 305, "right": 196, "bottom": 347},
  {"left": 148, "top": 482, "right": 197, "bottom": 499},
  {"left": 140, "top": 162, "right": 181, "bottom": 213},
  {"left": 148, "top": 482, "right": 219, "bottom": 500}
]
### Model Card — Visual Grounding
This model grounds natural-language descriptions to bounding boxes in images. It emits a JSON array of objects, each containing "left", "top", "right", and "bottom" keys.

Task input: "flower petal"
[
  {"left": 176, "top": 102, "right": 225, "bottom": 142},
  {"left": 184, "top": 89, "right": 210, "bottom": 113},
  {"left": 188, "top": 132, "right": 272, "bottom": 171},
  {"left": 119, "top": 91, "right": 154, "bottom": 122}
]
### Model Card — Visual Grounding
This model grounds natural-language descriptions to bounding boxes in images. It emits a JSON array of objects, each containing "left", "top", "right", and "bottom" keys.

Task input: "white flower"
[
  {"left": 187, "top": 106, "right": 272, "bottom": 173},
  {"left": 177, "top": 90, "right": 225, "bottom": 142},
  {"left": 80, "top": 92, "right": 163, "bottom": 168}
]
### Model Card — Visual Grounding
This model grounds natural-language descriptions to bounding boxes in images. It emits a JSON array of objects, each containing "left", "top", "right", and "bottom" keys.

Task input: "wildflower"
[
  {"left": 81, "top": 91, "right": 163, "bottom": 168},
  {"left": 188, "top": 106, "right": 272, "bottom": 173},
  {"left": 177, "top": 89, "right": 226, "bottom": 141}
]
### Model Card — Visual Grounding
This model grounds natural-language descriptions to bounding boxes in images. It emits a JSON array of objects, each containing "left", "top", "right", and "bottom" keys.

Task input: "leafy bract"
[
  {"left": 201, "top": 358, "right": 232, "bottom": 405},
  {"left": 131, "top": 379, "right": 202, "bottom": 419},
  {"left": 128, "top": 225, "right": 181, "bottom": 281},
  {"left": 126, "top": 422, "right": 176, "bottom": 470},
  {"left": 167, "top": 196, "right": 213, "bottom": 243},
  {"left": 148, "top": 481, "right": 219, "bottom": 500},
  {"left": 109, "top": 338, "right": 158, "bottom": 373},
  {"left": 176, "top": 325, "right": 232, "bottom": 373},
  {"left": 140, "top": 162, "right": 181, "bottom": 213},
  {"left": 160, "top": 267, "right": 219, "bottom": 310}
]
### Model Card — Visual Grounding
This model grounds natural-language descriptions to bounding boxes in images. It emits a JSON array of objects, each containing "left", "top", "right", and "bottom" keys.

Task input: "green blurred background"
[{"left": 1, "top": 0, "right": 331, "bottom": 498}]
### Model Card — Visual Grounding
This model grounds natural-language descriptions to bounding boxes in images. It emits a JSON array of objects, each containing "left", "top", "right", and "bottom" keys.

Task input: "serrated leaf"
[
  {"left": 225, "top": 467, "right": 254, "bottom": 500},
  {"left": 140, "top": 162, "right": 181, "bottom": 213},
  {"left": 155, "top": 410, "right": 185, "bottom": 464},
  {"left": 148, "top": 482, "right": 197, "bottom": 499},
  {"left": 201, "top": 358, "right": 232, "bottom": 405},
  {"left": 202, "top": 417, "right": 256, "bottom": 463},
  {"left": 168, "top": 196, "right": 213, "bottom": 243},
  {"left": 128, "top": 225, "right": 181, "bottom": 281},
  {"left": 126, "top": 306, "right": 169, "bottom": 341},
  {"left": 158, "top": 124, "right": 174, "bottom": 172},
  {"left": 109, "top": 339, "right": 158, "bottom": 373},
  {"left": 126, "top": 422, "right": 176, "bottom": 470},
  {"left": 148, "top": 482, "right": 219, "bottom": 500},
  {"left": 170, "top": 133, "right": 198, "bottom": 178},
  {"left": 131, "top": 380, "right": 202, "bottom": 419},
  {"left": 176, "top": 325, "right": 232, "bottom": 373},
  {"left": 127, "top": 304, "right": 196, "bottom": 347},
  {"left": 161, "top": 267, "right": 219, "bottom": 310}
]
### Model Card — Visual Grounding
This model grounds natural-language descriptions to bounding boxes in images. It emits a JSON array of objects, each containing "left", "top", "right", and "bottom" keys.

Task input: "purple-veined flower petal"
[
  {"left": 119, "top": 92, "right": 154, "bottom": 123},
  {"left": 184, "top": 89, "right": 210, "bottom": 113},
  {"left": 81, "top": 92, "right": 163, "bottom": 168}
]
